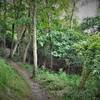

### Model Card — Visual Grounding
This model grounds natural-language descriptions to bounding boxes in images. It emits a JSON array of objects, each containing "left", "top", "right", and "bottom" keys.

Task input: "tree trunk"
[
  {"left": 45, "top": 0, "right": 53, "bottom": 69},
  {"left": 48, "top": 14, "right": 53, "bottom": 69},
  {"left": 3, "top": 35, "right": 6, "bottom": 48},
  {"left": 70, "top": 0, "right": 76, "bottom": 28},
  {"left": 50, "top": 38, "right": 53, "bottom": 69},
  {"left": 11, "top": 27, "right": 26, "bottom": 58},
  {"left": 23, "top": 0, "right": 32, "bottom": 63},
  {"left": 79, "top": 68, "right": 91, "bottom": 89},
  {"left": 3, "top": 0, "right": 7, "bottom": 49},
  {"left": 10, "top": 23, "right": 15, "bottom": 58},
  {"left": 42, "top": 58, "right": 46, "bottom": 69},
  {"left": 23, "top": 39, "right": 31, "bottom": 63},
  {"left": 10, "top": 0, "right": 16, "bottom": 58},
  {"left": 31, "top": 0, "right": 37, "bottom": 78}
]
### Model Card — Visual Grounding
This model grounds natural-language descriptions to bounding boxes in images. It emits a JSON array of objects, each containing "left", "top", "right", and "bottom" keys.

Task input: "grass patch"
[
  {"left": 19, "top": 62, "right": 33, "bottom": 74},
  {"left": 36, "top": 68, "right": 80, "bottom": 96},
  {"left": 0, "top": 58, "right": 32, "bottom": 100},
  {"left": 20, "top": 63, "right": 80, "bottom": 97},
  {"left": 20, "top": 63, "right": 99, "bottom": 100}
]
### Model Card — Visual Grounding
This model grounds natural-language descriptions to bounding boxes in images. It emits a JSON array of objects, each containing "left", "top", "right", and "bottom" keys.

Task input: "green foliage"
[
  {"left": 0, "top": 58, "right": 31, "bottom": 100},
  {"left": 20, "top": 61, "right": 99, "bottom": 100},
  {"left": 20, "top": 63, "right": 33, "bottom": 74},
  {"left": 81, "top": 16, "right": 100, "bottom": 30},
  {"left": 38, "top": 29, "right": 82, "bottom": 51},
  {"left": 36, "top": 68, "right": 80, "bottom": 96},
  {"left": 64, "top": 77, "right": 99, "bottom": 100},
  {"left": 15, "top": 17, "right": 32, "bottom": 26},
  {"left": 51, "top": 29, "right": 83, "bottom": 58},
  {"left": 72, "top": 34, "right": 100, "bottom": 100},
  {"left": 0, "top": 48, "right": 4, "bottom": 56},
  {"left": 74, "top": 34, "right": 100, "bottom": 75},
  {"left": 38, "top": 28, "right": 84, "bottom": 68},
  {"left": 0, "top": 0, "right": 100, "bottom": 99},
  {"left": 0, "top": 19, "right": 7, "bottom": 34}
]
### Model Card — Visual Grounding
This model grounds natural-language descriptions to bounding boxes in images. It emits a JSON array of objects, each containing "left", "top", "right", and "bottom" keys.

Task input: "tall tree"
[
  {"left": 45, "top": 0, "right": 53, "bottom": 68},
  {"left": 23, "top": 0, "right": 31, "bottom": 63},
  {"left": 69, "top": 0, "right": 76, "bottom": 28},
  {"left": 31, "top": 0, "right": 37, "bottom": 77},
  {"left": 3, "top": 0, "right": 7, "bottom": 48}
]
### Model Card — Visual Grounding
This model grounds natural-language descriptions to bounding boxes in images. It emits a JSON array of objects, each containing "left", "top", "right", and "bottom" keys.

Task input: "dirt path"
[{"left": 8, "top": 60, "right": 54, "bottom": 100}]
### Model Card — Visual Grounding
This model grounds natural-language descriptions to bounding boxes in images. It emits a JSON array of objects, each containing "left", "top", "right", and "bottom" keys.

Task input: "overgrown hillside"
[
  {"left": 0, "top": 58, "right": 32, "bottom": 100},
  {"left": 20, "top": 61, "right": 100, "bottom": 100}
]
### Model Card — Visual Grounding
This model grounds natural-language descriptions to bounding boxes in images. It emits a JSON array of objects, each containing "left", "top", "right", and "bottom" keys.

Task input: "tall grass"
[
  {"left": 0, "top": 58, "right": 31, "bottom": 100},
  {"left": 36, "top": 68, "right": 80, "bottom": 96},
  {"left": 20, "top": 63, "right": 80, "bottom": 97},
  {"left": 21, "top": 63, "right": 99, "bottom": 100}
]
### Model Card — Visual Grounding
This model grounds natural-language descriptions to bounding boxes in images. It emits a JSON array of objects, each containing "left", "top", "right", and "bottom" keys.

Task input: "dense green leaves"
[{"left": 81, "top": 16, "right": 100, "bottom": 30}]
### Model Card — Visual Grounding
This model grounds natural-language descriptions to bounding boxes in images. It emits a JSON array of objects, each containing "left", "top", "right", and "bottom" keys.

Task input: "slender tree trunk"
[
  {"left": 49, "top": 15, "right": 53, "bottom": 69},
  {"left": 11, "top": 27, "right": 26, "bottom": 58},
  {"left": 45, "top": 0, "right": 53, "bottom": 68},
  {"left": 50, "top": 36, "right": 53, "bottom": 69},
  {"left": 79, "top": 68, "right": 91, "bottom": 89},
  {"left": 79, "top": 53, "right": 95, "bottom": 90},
  {"left": 10, "top": 23, "right": 15, "bottom": 58},
  {"left": 42, "top": 47, "right": 47, "bottom": 68},
  {"left": 70, "top": 0, "right": 76, "bottom": 28},
  {"left": 42, "top": 56, "right": 46, "bottom": 69},
  {"left": 31, "top": 0, "right": 37, "bottom": 77},
  {"left": 3, "top": 35, "right": 6, "bottom": 48},
  {"left": 48, "top": 13, "right": 53, "bottom": 69},
  {"left": 23, "top": 39, "right": 31, "bottom": 63},
  {"left": 3, "top": 0, "right": 7, "bottom": 48},
  {"left": 23, "top": 0, "right": 32, "bottom": 63},
  {"left": 11, "top": 41, "right": 19, "bottom": 58},
  {"left": 0, "top": 2, "right": 2, "bottom": 16},
  {"left": 10, "top": 0, "right": 16, "bottom": 57}
]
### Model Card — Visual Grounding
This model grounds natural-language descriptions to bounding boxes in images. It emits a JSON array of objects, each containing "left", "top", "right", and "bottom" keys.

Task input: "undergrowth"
[
  {"left": 20, "top": 63, "right": 80, "bottom": 97},
  {"left": 0, "top": 58, "right": 31, "bottom": 100},
  {"left": 21, "top": 63, "right": 100, "bottom": 100},
  {"left": 36, "top": 69, "right": 80, "bottom": 95}
]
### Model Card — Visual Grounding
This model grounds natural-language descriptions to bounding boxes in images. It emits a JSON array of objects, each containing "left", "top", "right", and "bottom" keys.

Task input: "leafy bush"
[
  {"left": 72, "top": 34, "right": 100, "bottom": 100},
  {"left": 21, "top": 61, "right": 99, "bottom": 99},
  {"left": 74, "top": 34, "right": 100, "bottom": 79},
  {"left": 0, "top": 48, "right": 4, "bottom": 56},
  {"left": 36, "top": 68, "right": 80, "bottom": 96},
  {"left": 38, "top": 28, "right": 84, "bottom": 71},
  {"left": 81, "top": 16, "right": 100, "bottom": 30}
]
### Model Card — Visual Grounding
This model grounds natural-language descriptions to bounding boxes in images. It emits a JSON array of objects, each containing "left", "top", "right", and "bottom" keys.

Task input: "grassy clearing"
[{"left": 0, "top": 58, "right": 32, "bottom": 100}]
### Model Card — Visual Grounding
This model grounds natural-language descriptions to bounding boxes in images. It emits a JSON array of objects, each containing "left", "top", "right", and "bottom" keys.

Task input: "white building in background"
[{"left": 75, "top": 0, "right": 100, "bottom": 21}]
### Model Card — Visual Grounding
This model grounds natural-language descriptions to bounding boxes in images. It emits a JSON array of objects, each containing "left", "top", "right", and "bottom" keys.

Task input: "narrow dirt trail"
[{"left": 8, "top": 60, "right": 54, "bottom": 100}]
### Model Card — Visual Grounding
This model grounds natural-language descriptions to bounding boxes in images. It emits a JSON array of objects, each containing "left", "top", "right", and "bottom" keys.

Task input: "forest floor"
[{"left": 8, "top": 60, "right": 55, "bottom": 100}]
